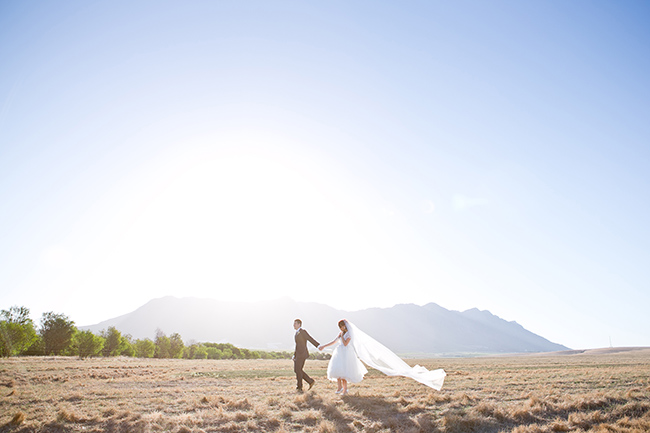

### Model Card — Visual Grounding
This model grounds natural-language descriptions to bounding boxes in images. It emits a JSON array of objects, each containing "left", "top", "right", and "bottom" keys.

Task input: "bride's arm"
[
  {"left": 318, "top": 333, "right": 342, "bottom": 350},
  {"left": 341, "top": 334, "right": 351, "bottom": 346}
]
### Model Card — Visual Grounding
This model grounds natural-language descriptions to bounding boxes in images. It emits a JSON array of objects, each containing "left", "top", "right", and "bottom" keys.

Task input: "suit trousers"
[{"left": 294, "top": 356, "right": 313, "bottom": 390}]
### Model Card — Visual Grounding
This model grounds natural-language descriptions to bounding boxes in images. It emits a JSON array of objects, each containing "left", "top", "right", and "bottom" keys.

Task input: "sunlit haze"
[{"left": 1, "top": 1, "right": 649, "bottom": 350}]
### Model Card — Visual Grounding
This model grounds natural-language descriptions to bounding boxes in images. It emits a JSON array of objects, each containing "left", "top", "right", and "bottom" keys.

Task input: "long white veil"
[{"left": 345, "top": 320, "right": 446, "bottom": 391}]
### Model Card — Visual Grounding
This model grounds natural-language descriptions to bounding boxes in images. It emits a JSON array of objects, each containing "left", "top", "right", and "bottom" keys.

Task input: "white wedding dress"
[
  {"left": 327, "top": 331, "right": 368, "bottom": 383},
  {"left": 343, "top": 320, "right": 446, "bottom": 391}
]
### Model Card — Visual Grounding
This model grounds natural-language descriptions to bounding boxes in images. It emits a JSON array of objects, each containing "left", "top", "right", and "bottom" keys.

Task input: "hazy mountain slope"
[{"left": 83, "top": 297, "right": 569, "bottom": 355}]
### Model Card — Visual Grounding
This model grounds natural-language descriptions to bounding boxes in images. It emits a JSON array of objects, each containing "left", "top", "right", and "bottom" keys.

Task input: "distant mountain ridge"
[{"left": 82, "top": 297, "right": 569, "bottom": 356}]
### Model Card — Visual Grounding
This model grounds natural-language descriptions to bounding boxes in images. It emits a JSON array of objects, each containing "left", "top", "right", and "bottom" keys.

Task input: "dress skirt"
[{"left": 327, "top": 341, "right": 368, "bottom": 383}]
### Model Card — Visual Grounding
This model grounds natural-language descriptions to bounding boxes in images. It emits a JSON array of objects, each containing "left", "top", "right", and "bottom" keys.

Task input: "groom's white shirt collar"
[{"left": 296, "top": 327, "right": 302, "bottom": 334}]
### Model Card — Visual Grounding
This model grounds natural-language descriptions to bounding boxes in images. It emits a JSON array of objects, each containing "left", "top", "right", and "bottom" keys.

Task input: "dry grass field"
[{"left": 1, "top": 348, "right": 649, "bottom": 432}]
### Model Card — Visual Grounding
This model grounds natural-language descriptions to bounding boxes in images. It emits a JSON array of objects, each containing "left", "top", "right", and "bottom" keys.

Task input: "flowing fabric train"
[{"left": 346, "top": 320, "right": 446, "bottom": 390}]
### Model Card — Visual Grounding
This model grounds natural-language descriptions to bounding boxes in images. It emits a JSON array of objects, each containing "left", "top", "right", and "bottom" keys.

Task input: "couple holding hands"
[{"left": 293, "top": 318, "right": 446, "bottom": 395}]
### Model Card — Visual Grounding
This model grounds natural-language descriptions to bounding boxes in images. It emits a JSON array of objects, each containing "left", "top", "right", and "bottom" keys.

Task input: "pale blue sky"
[{"left": 1, "top": 1, "right": 649, "bottom": 350}]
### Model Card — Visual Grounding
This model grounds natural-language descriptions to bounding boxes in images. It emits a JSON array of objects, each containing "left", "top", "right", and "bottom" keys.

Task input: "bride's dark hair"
[{"left": 338, "top": 320, "right": 348, "bottom": 333}]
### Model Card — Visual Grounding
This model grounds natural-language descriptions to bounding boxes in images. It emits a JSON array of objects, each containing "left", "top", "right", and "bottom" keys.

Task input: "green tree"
[
  {"left": 206, "top": 347, "right": 222, "bottom": 359},
  {"left": 121, "top": 334, "right": 135, "bottom": 357},
  {"left": 154, "top": 329, "right": 171, "bottom": 358},
  {"left": 184, "top": 343, "right": 199, "bottom": 359},
  {"left": 101, "top": 327, "right": 128, "bottom": 357},
  {"left": 134, "top": 338, "right": 155, "bottom": 358},
  {"left": 240, "top": 348, "right": 260, "bottom": 359},
  {"left": 23, "top": 337, "right": 44, "bottom": 356},
  {"left": 74, "top": 330, "right": 104, "bottom": 359},
  {"left": 0, "top": 306, "right": 38, "bottom": 357},
  {"left": 169, "top": 333, "right": 185, "bottom": 359},
  {"left": 189, "top": 344, "right": 208, "bottom": 359},
  {"left": 229, "top": 344, "right": 242, "bottom": 359},
  {"left": 40, "top": 312, "right": 76, "bottom": 356}
]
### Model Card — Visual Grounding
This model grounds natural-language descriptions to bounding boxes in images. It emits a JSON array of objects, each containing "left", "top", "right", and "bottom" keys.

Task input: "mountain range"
[{"left": 82, "top": 296, "right": 569, "bottom": 356}]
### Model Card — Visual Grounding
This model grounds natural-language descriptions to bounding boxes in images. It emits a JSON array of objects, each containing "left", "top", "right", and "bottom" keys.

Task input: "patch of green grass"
[{"left": 190, "top": 369, "right": 295, "bottom": 379}]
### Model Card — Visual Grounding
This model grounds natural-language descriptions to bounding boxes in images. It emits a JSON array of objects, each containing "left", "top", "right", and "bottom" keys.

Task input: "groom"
[{"left": 293, "top": 318, "right": 320, "bottom": 393}]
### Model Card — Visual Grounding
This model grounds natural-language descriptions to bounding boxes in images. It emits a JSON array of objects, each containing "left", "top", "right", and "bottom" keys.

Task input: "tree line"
[{"left": 0, "top": 306, "right": 330, "bottom": 360}]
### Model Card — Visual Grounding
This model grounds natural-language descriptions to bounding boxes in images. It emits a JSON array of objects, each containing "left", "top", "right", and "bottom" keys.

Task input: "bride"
[
  {"left": 319, "top": 320, "right": 367, "bottom": 394},
  {"left": 319, "top": 319, "right": 446, "bottom": 393}
]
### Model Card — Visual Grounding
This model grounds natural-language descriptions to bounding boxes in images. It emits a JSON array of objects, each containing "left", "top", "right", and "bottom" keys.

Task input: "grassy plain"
[{"left": 1, "top": 348, "right": 649, "bottom": 432}]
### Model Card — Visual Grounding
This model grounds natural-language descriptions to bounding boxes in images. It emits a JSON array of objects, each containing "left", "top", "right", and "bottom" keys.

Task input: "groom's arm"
[{"left": 304, "top": 330, "right": 319, "bottom": 348}]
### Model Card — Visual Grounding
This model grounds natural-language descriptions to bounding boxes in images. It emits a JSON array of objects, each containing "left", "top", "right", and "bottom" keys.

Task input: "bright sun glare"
[{"left": 57, "top": 135, "right": 430, "bottom": 313}]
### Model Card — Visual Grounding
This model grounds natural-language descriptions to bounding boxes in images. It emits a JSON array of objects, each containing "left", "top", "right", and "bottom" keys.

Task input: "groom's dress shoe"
[{"left": 308, "top": 381, "right": 315, "bottom": 391}]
